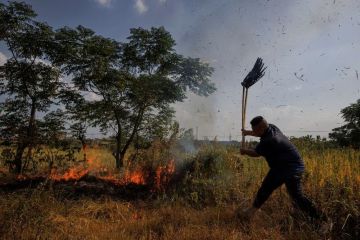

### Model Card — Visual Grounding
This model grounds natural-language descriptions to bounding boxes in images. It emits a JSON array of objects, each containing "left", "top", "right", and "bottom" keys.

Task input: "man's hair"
[{"left": 250, "top": 116, "right": 265, "bottom": 126}]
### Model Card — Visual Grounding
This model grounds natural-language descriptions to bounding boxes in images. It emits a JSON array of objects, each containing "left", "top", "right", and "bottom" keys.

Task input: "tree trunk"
[
  {"left": 119, "top": 109, "right": 144, "bottom": 168},
  {"left": 13, "top": 142, "right": 26, "bottom": 173},
  {"left": 114, "top": 114, "right": 123, "bottom": 169},
  {"left": 80, "top": 137, "right": 87, "bottom": 162},
  {"left": 115, "top": 133, "right": 122, "bottom": 169},
  {"left": 26, "top": 101, "right": 36, "bottom": 169},
  {"left": 13, "top": 101, "right": 37, "bottom": 174}
]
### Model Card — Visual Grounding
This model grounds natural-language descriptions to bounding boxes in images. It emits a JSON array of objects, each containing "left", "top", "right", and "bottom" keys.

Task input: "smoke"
[
  {"left": 170, "top": 0, "right": 360, "bottom": 139},
  {"left": 177, "top": 128, "right": 197, "bottom": 154},
  {"left": 173, "top": 93, "right": 217, "bottom": 141},
  {"left": 178, "top": 138, "right": 196, "bottom": 154}
]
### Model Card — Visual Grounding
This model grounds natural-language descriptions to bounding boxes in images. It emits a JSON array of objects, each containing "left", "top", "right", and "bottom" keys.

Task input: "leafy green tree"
[
  {"left": 329, "top": 99, "right": 360, "bottom": 148},
  {"left": 51, "top": 26, "right": 216, "bottom": 168},
  {"left": 68, "top": 107, "right": 89, "bottom": 162},
  {"left": 0, "top": 2, "right": 63, "bottom": 173},
  {"left": 37, "top": 109, "right": 67, "bottom": 146}
]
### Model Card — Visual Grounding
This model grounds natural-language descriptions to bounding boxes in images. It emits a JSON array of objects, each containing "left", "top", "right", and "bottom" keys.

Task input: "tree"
[
  {"left": 51, "top": 26, "right": 216, "bottom": 168},
  {"left": 0, "top": 2, "right": 63, "bottom": 173},
  {"left": 68, "top": 105, "right": 90, "bottom": 162},
  {"left": 329, "top": 99, "right": 360, "bottom": 148}
]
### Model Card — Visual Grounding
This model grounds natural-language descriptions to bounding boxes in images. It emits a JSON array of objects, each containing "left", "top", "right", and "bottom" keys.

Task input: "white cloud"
[
  {"left": 94, "top": 0, "right": 112, "bottom": 7},
  {"left": 158, "top": 0, "right": 167, "bottom": 4},
  {"left": 134, "top": 0, "right": 148, "bottom": 14},
  {"left": 0, "top": 52, "right": 7, "bottom": 66}
]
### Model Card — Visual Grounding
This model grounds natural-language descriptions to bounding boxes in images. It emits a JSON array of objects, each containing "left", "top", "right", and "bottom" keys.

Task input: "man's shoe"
[{"left": 236, "top": 207, "right": 257, "bottom": 222}]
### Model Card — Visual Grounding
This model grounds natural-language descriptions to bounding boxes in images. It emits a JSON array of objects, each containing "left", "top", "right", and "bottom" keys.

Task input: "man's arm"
[
  {"left": 242, "top": 129, "right": 257, "bottom": 137},
  {"left": 240, "top": 148, "right": 261, "bottom": 157}
]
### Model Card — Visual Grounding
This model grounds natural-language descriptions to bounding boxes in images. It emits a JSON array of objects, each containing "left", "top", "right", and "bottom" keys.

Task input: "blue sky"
[{"left": 1, "top": 0, "right": 359, "bottom": 140}]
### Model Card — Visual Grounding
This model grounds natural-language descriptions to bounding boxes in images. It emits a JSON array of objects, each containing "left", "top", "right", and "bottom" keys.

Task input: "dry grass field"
[{"left": 0, "top": 141, "right": 359, "bottom": 240}]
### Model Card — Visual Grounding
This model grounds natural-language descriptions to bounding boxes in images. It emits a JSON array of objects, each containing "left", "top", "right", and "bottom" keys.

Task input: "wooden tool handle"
[{"left": 241, "top": 87, "right": 248, "bottom": 148}]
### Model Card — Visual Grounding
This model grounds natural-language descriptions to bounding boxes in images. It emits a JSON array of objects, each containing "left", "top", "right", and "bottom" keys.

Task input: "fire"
[
  {"left": 50, "top": 166, "right": 89, "bottom": 181},
  {"left": 11, "top": 151, "right": 176, "bottom": 191},
  {"left": 99, "top": 160, "right": 176, "bottom": 189},
  {"left": 155, "top": 159, "right": 175, "bottom": 190},
  {"left": 124, "top": 169, "right": 147, "bottom": 185},
  {"left": 48, "top": 156, "right": 98, "bottom": 181},
  {"left": 0, "top": 167, "right": 7, "bottom": 175},
  {"left": 16, "top": 174, "right": 28, "bottom": 180}
]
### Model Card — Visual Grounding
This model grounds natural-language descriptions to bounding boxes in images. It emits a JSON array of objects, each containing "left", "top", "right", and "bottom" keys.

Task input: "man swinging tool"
[{"left": 239, "top": 116, "right": 327, "bottom": 222}]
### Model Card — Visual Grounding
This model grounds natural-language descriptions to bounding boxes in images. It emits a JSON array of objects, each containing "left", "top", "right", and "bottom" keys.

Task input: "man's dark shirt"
[{"left": 255, "top": 124, "right": 304, "bottom": 174}]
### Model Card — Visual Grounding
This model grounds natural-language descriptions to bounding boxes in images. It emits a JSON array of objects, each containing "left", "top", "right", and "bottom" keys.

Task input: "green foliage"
[
  {"left": 50, "top": 24, "right": 216, "bottom": 168},
  {"left": 329, "top": 99, "right": 360, "bottom": 148},
  {"left": 0, "top": 98, "right": 28, "bottom": 141},
  {"left": 0, "top": 1, "right": 66, "bottom": 173},
  {"left": 289, "top": 135, "right": 333, "bottom": 154},
  {"left": 37, "top": 110, "right": 66, "bottom": 146},
  {"left": 174, "top": 145, "right": 236, "bottom": 207},
  {"left": 0, "top": 147, "right": 15, "bottom": 167},
  {"left": 0, "top": 1, "right": 216, "bottom": 171}
]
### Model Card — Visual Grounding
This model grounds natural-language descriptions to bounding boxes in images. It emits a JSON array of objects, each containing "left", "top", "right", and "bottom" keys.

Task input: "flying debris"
[{"left": 294, "top": 72, "right": 304, "bottom": 81}]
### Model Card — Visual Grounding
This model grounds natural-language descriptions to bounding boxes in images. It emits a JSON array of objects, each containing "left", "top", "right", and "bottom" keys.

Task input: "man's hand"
[
  {"left": 240, "top": 148, "right": 261, "bottom": 157},
  {"left": 241, "top": 129, "right": 253, "bottom": 136}
]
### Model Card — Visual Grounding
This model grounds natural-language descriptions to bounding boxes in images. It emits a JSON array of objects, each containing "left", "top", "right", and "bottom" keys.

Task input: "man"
[{"left": 239, "top": 116, "right": 326, "bottom": 222}]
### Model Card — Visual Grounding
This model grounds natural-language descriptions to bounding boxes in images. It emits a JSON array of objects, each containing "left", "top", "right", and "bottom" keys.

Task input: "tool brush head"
[{"left": 241, "top": 58, "right": 267, "bottom": 88}]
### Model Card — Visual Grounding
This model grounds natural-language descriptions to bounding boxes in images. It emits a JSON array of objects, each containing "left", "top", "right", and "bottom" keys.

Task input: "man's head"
[{"left": 250, "top": 116, "right": 269, "bottom": 137}]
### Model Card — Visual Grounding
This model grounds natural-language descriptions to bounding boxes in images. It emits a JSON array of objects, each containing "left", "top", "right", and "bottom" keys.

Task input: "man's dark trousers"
[{"left": 253, "top": 169, "right": 324, "bottom": 220}]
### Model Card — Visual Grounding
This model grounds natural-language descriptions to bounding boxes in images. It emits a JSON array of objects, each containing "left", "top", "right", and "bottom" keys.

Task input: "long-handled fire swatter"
[{"left": 241, "top": 58, "right": 266, "bottom": 148}]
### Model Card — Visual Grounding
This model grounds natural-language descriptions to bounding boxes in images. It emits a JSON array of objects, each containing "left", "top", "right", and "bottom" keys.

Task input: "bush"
[{"left": 172, "top": 144, "right": 238, "bottom": 207}]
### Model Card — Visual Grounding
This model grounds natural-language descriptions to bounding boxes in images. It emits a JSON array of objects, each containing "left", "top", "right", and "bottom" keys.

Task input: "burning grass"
[
  {"left": 0, "top": 142, "right": 359, "bottom": 239},
  {"left": 0, "top": 146, "right": 176, "bottom": 196}
]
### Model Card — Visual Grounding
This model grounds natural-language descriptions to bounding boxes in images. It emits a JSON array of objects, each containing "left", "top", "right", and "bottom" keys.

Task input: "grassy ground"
[{"left": 0, "top": 142, "right": 359, "bottom": 240}]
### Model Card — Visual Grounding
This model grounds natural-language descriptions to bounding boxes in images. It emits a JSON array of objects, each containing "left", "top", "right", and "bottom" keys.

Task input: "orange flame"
[
  {"left": 48, "top": 156, "right": 98, "bottom": 181},
  {"left": 16, "top": 174, "right": 28, "bottom": 180},
  {"left": 155, "top": 159, "right": 175, "bottom": 190},
  {"left": 12, "top": 150, "right": 176, "bottom": 191},
  {"left": 124, "top": 169, "right": 147, "bottom": 185},
  {"left": 50, "top": 166, "right": 89, "bottom": 181}
]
